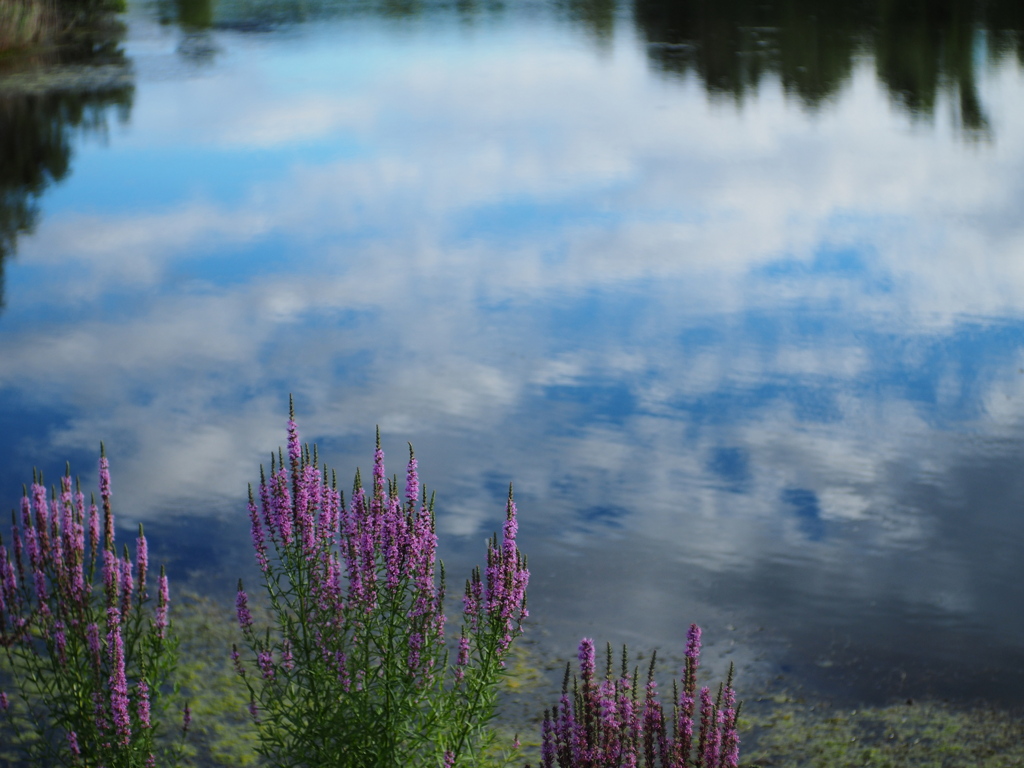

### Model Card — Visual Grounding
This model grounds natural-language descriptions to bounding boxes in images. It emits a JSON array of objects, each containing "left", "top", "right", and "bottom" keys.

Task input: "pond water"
[{"left": 3, "top": 0, "right": 1024, "bottom": 709}]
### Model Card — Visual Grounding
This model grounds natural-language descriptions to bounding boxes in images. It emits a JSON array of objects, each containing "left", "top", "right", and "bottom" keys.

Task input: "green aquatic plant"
[
  {"left": 233, "top": 403, "right": 529, "bottom": 767},
  {"left": 742, "top": 691, "right": 1024, "bottom": 768},
  {"left": 0, "top": 449, "right": 187, "bottom": 767}
]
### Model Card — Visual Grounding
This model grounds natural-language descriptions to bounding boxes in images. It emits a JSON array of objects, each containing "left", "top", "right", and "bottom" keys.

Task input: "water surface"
[{"left": 2, "top": 0, "right": 1024, "bottom": 708}]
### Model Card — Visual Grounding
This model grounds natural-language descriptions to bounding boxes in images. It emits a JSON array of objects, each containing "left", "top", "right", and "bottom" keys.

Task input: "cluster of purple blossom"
[
  {"left": 234, "top": 405, "right": 530, "bottom": 766},
  {"left": 537, "top": 626, "right": 740, "bottom": 768},
  {"left": 0, "top": 448, "right": 179, "bottom": 767}
]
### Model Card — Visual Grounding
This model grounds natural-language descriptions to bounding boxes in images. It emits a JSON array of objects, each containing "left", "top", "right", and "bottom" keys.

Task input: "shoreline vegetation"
[
  {"left": 0, "top": 0, "right": 125, "bottom": 58},
  {"left": 0, "top": 407, "right": 738, "bottom": 767},
  {"left": 1, "top": 407, "right": 1022, "bottom": 767},
  {"left": 8, "top": 587, "right": 1022, "bottom": 767}
]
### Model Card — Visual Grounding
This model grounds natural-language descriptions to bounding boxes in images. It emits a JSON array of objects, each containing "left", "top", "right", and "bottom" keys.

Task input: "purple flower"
[
  {"left": 92, "top": 689, "right": 110, "bottom": 735},
  {"left": 578, "top": 638, "right": 595, "bottom": 682},
  {"left": 31, "top": 482, "right": 49, "bottom": 560},
  {"left": 136, "top": 526, "right": 148, "bottom": 599},
  {"left": 258, "top": 650, "right": 275, "bottom": 680},
  {"left": 53, "top": 621, "right": 68, "bottom": 667},
  {"left": 22, "top": 499, "right": 38, "bottom": 571},
  {"left": 182, "top": 702, "right": 192, "bottom": 735},
  {"left": 287, "top": 414, "right": 302, "bottom": 467},
  {"left": 99, "top": 452, "right": 111, "bottom": 502},
  {"left": 248, "top": 488, "right": 268, "bottom": 573},
  {"left": 88, "top": 500, "right": 100, "bottom": 559},
  {"left": 236, "top": 582, "right": 253, "bottom": 630},
  {"left": 335, "top": 651, "right": 350, "bottom": 691},
  {"left": 455, "top": 633, "right": 470, "bottom": 682},
  {"left": 684, "top": 623, "right": 701, "bottom": 690},
  {"left": 99, "top": 451, "right": 115, "bottom": 553},
  {"left": 0, "top": 691, "right": 8, "bottom": 711},
  {"left": 103, "top": 548, "right": 120, "bottom": 610},
  {"left": 33, "top": 567, "right": 47, "bottom": 604},
  {"left": 86, "top": 622, "right": 102, "bottom": 670},
  {"left": 156, "top": 567, "right": 169, "bottom": 638},
  {"left": 541, "top": 711, "right": 556, "bottom": 768},
  {"left": 720, "top": 668, "right": 740, "bottom": 768},
  {"left": 120, "top": 554, "right": 134, "bottom": 617},
  {"left": 405, "top": 449, "right": 419, "bottom": 507},
  {"left": 372, "top": 435, "right": 386, "bottom": 498},
  {"left": 407, "top": 632, "right": 423, "bottom": 673},
  {"left": 106, "top": 609, "right": 131, "bottom": 746},
  {"left": 137, "top": 680, "right": 151, "bottom": 729},
  {"left": 698, "top": 686, "right": 716, "bottom": 768},
  {"left": 67, "top": 730, "right": 80, "bottom": 756}
]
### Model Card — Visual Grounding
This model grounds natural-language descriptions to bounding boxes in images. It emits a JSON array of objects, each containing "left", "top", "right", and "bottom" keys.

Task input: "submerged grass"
[
  {"left": 740, "top": 691, "right": 1024, "bottom": 768},
  {"left": 168, "top": 596, "right": 1024, "bottom": 768},
  {"left": 7, "top": 589, "right": 1024, "bottom": 767}
]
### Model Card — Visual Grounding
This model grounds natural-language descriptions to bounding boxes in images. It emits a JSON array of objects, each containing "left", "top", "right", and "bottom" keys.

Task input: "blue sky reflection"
[{"left": 2, "top": 4, "right": 1024, "bottom": 703}]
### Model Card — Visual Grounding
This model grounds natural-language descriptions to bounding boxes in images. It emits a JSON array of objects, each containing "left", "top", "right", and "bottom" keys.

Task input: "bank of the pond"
[
  {"left": 0, "top": 0, "right": 125, "bottom": 59},
  {"left": 0, "top": 0, "right": 52, "bottom": 54},
  {"left": 163, "top": 594, "right": 1024, "bottom": 768},
  {"left": 4, "top": 590, "right": 1024, "bottom": 767}
]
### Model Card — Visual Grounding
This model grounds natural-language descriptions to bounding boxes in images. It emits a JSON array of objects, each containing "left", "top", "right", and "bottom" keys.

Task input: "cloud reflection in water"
[{"left": 2, "top": 7, "right": 1024, "bottom": 702}]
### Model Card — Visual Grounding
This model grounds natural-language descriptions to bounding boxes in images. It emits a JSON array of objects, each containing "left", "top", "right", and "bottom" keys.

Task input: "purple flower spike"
[
  {"left": 248, "top": 488, "right": 268, "bottom": 573},
  {"left": 698, "top": 686, "right": 715, "bottom": 768},
  {"left": 120, "top": 554, "right": 134, "bottom": 617},
  {"left": 156, "top": 567, "right": 169, "bottom": 639},
  {"left": 88, "top": 500, "right": 100, "bottom": 558},
  {"left": 99, "top": 451, "right": 111, "bottom": 502},
  {"left": 287, "top": 416, "right": 302, "bottom": 467},
  {"left": 578, "top": 638, "right": 596, "bottom": 682},
  {"left": 54, "top": 622, "right": 68, "bottom": 667},
  {"left": 685, "top": 624, "right": 702, "bottom": 676},
  {"left": 0, "top": 691, "right": 8, "bottom": 711},
  {"left": 86, "top": 622, "right": 102, "bottom": 670},
  {"left": 405, "top": 448, "right": 419, "bottom": 508},
  {"left": 67, "top": 730, "right": 81, "bottom": 756},
  {"left": 137, "top": 680, "right": 151, "bottom": 729},
  {"left": 182, "top": 702, "right": 192, "bottom": 735},
  {"left": 258, "top": 650, "right": 275, "bottom": 680},
  {"left": 541, "top": 710, "right": 556, "bottom": 768},
  {"left": 136, "top": 526, "right": 148, "bottom": 599},
  {"left": 236, "top": 581, "right": 253, "bottom": 630},
  {"left": 107, "top": 609, "right": 131, "bottom": 746}
]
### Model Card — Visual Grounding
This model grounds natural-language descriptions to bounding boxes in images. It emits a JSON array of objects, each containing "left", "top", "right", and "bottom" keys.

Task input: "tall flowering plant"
[
  {"left": 535, "top": 626, "right": 740, "bottom": 768},
  {"left": 235, "top": 405, "right": 529, "bottom": 767},
  {"left": 0, "top": 448, "right": 183, "bottom": 768}
]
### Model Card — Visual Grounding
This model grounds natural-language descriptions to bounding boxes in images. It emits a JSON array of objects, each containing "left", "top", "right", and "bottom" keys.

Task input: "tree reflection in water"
[
  {"left": 1, "top": 0, "right": 1022, "bottom": 310},
  {"left": 0, "top": 83, "right": 132, "bottom": 313},
  {"left": 634, "top": 0, "right": 1024, "bottom": 134}
]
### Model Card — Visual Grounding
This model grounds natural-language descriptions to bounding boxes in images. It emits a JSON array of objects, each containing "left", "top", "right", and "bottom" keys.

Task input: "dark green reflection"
[
  {"left": 562, "top": 0, "right": 618, "bottom": 43},
  {"left": 633, "top": 0, "right": 1024, "bottom": 132},
  {"left": 0, "top": 83, "right": 133, "bottom": 313},
  {"left": 176, "top": 0, "right": 214, "bottom": 28}
]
